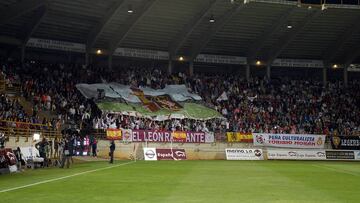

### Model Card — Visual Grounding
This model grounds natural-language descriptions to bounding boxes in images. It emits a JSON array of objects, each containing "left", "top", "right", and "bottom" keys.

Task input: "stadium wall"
[
  {"left": 5, "top": 137, "right": 252, "bottom": 160},
  {"left": 96, "top": 140, "right": 254, "bottom": 160},
  {"left": 6, "top": 137, "right": 358, "bottom": 161}
]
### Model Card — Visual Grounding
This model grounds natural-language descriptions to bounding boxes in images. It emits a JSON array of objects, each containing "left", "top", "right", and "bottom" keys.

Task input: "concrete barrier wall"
[
  {"left": 97, "top": 140, "right": 254, "bottom": 160},
  {"left": 5, "top": 137, "right": 333, "bottom": 160},
  {"left": 5, "top": 137, "right": 254, "bottom": 160}
]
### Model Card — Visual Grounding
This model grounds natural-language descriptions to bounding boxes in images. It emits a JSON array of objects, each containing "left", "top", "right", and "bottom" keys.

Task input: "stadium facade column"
[
  {"left": 20, "top": 45, "right": 25, "bottom": 66},
  {"left": 344, "top": 65, "right": 348, "bottom": 87},
  {"left": 246, "top": 64, "right": 250, "bottom": 82},
  {"left": 266, "top": 65, "right": 271, "bottom": 80},
  {"left": 168, "top": 56, "right": 173, "bottom": 74},
  {"left": 85, "top": 52, "right": 89, "bottom": 67},
  {"left": 322, "top": 65, "right": 328, "bottom": 87},
  {"left": 189, "top": 61, "right": 194, "bottom": 76},
  {"left": 108, "top": 55, "right": 113, "bottom": 70}
]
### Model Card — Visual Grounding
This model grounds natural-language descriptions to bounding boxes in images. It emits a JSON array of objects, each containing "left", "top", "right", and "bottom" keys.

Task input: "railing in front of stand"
[{"left": 0, "top": 120, "right": 62, "bottom": 139}]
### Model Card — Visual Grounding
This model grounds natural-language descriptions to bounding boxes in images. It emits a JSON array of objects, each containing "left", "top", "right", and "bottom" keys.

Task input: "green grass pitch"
[{"left": 1, "top": 160, "right": 360, "bottom": 203}]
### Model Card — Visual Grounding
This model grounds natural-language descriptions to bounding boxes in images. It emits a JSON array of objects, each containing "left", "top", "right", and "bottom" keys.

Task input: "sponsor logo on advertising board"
[
  {"left": 267, "top": 149, "right": 326, "bottom": 160},
  {"left": 156, "top": 149, "right": 187, "bottom": 160},
  {"left": 325, "top": 150, "right": 355, "bottom": 160},
  {"left": 225, "top": 148, "right": 264, "bottom": 160},
  {"left": 356, "top": 151, "right": 360, "bottom": 160},
  {"left": 143, "top": 148, "right": 157, "bottom": 161},
  {"left": 331, "top": 136, "right": 360, "bottom": 150},
  {"left": 143, "top": 148, "right": 186, "bottom": 161}
]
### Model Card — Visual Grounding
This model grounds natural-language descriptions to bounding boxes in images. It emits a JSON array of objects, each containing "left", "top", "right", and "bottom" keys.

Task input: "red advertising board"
[
  {"left": 143, "top": 148, "right": 187, "bottom": 161},
  {"left": 156, "top": 149, "right": 187, "bottom": 160}
]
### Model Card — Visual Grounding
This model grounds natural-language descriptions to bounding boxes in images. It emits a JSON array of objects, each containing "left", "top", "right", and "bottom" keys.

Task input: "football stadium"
[{"left": 0, "top": 0, "right": 360, "bottom": 202}]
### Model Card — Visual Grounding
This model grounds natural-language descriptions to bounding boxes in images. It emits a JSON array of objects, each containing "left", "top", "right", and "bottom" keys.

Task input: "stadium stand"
[
  {"left": 0, "top": 59, "right": 359, "bottom": 136},
  {"left": 1, "top": 1, "right": 360, "bottom": 201}
]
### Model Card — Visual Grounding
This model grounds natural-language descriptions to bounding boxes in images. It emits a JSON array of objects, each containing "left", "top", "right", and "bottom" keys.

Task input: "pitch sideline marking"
[
  {"left": 0, "top": 161, "right": 135, "bottom": 193},
  {"left": 312, "top": 164, "right": 360, "bottom": 177}
]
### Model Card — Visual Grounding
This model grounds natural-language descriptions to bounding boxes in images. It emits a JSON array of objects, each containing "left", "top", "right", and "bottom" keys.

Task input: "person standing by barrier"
[
  {"left": 92, "top": 138, "right": 97, "bottom": 157},
  {"left": 15, "top": 147, "right": 24, "bottom": 171},
  {"left": 45, "top": 140, "right": 51, "bottom": 167},
  {"left": 35, "top": 138, "right": 48, "bottom": 167},
  {"left": 60, "top": 136, "right": 72, "bottom": 168},
  {"left": 54, "top": 137, "right": 59, "bottom": 158},
  {"left": 109, "top": 140, "right": 115, "bottom": 164}
]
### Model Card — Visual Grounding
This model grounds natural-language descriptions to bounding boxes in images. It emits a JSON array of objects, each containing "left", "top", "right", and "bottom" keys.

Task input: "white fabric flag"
[{"left": 216, "top": 91, "right": 228, "bottom": 102}]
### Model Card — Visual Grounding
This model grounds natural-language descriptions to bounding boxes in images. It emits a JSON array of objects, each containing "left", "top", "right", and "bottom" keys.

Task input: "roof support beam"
[
  {"left": 265, "top": 9, "right": 321, "bottom": 65},
  {"left": 247, "top": 7, "right": 295, "bottom": 62},
  {"left": 0, "top": 0, "right": 47, "bottom": 25},
  {"left": 0, "top": 36, "right": 22, "bottom": 46},
  {"left": 108, "top": 0, "right": 157, "bottom": 55},
  {"left": 188, "top": 2, "right": 247, "bottom": 61},
  {"left": 22, "top": 5, "right": 47, "bottom": 46},
  {"left": 323, "top": 15, "right": 360, "bottom": 63},
  {"left": 86, "top": 0, "right": 125, "bottom": 52},
  {"left": 169, "top": 0, "right": 219, "bottom": 57},
  {"left": 344, "top": 47, "right": 360, "bottom": 68}
]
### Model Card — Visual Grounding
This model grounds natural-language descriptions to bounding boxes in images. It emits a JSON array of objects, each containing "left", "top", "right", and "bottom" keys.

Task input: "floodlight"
[
  {"left": 128, "top": 5, "right": 133, "bottom": 13},
  {"left": 33, "top": 133, "right": 40, "bottom": 141},
  {"left": 209, "top": 14, "right": 215, "bottom": 23}
]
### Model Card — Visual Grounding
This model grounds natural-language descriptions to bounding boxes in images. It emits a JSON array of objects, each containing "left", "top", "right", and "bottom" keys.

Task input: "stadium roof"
[{"left": 0, "top": 0, "right": 360, "bottom": 65}]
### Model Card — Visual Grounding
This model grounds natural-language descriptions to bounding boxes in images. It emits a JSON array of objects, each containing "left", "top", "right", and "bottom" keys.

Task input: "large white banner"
[
  {"left": 253, "top": 133, "right": 326, "bottom": 149},
  {"left": 267, "top": 149, "right": 326, "bottom": 160},
  {"left": 225, "top": 148, "right": 264, "bottom": 160},
  {"left": 76, "top": 83, "right": 202, "bottom": 102}
]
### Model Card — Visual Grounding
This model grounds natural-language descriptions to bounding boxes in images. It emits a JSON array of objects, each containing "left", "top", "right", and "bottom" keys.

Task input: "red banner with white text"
[{"left": 126, "top": 130, "right": 213, "bottom": 143}]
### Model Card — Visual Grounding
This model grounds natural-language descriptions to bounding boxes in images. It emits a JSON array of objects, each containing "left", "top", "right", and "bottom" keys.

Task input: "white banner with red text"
[
  {"left": 253, "top": 133, "right": 326, "bottom": 149},
  {"left": 225, "top": 148, "right": 264, "bottom": 160},
  {"left": 267, "top": 149, "right": 326, "bottom": 160}
]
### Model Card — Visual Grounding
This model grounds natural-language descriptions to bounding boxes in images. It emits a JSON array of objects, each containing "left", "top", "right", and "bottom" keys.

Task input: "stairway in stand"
[
  {"left": 0, "top": 72, "right": 5, "bottom": 93},
  {"left": 6, "top": 86, "right": 57, "bottom": 123}
]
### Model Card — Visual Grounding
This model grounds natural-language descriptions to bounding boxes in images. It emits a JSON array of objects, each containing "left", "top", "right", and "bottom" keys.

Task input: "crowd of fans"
[
  {"left": 0, "top": 94, "right": 40, "bottom": 126},
  {"left": 93, "top": 114, "right": 220, "bottom": 133},
  {"left": 1, "top": 59, "right": 359, "bottom": 136},
  {"left": 187, "top": 76, "right": 360, "bottom": 136}
]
